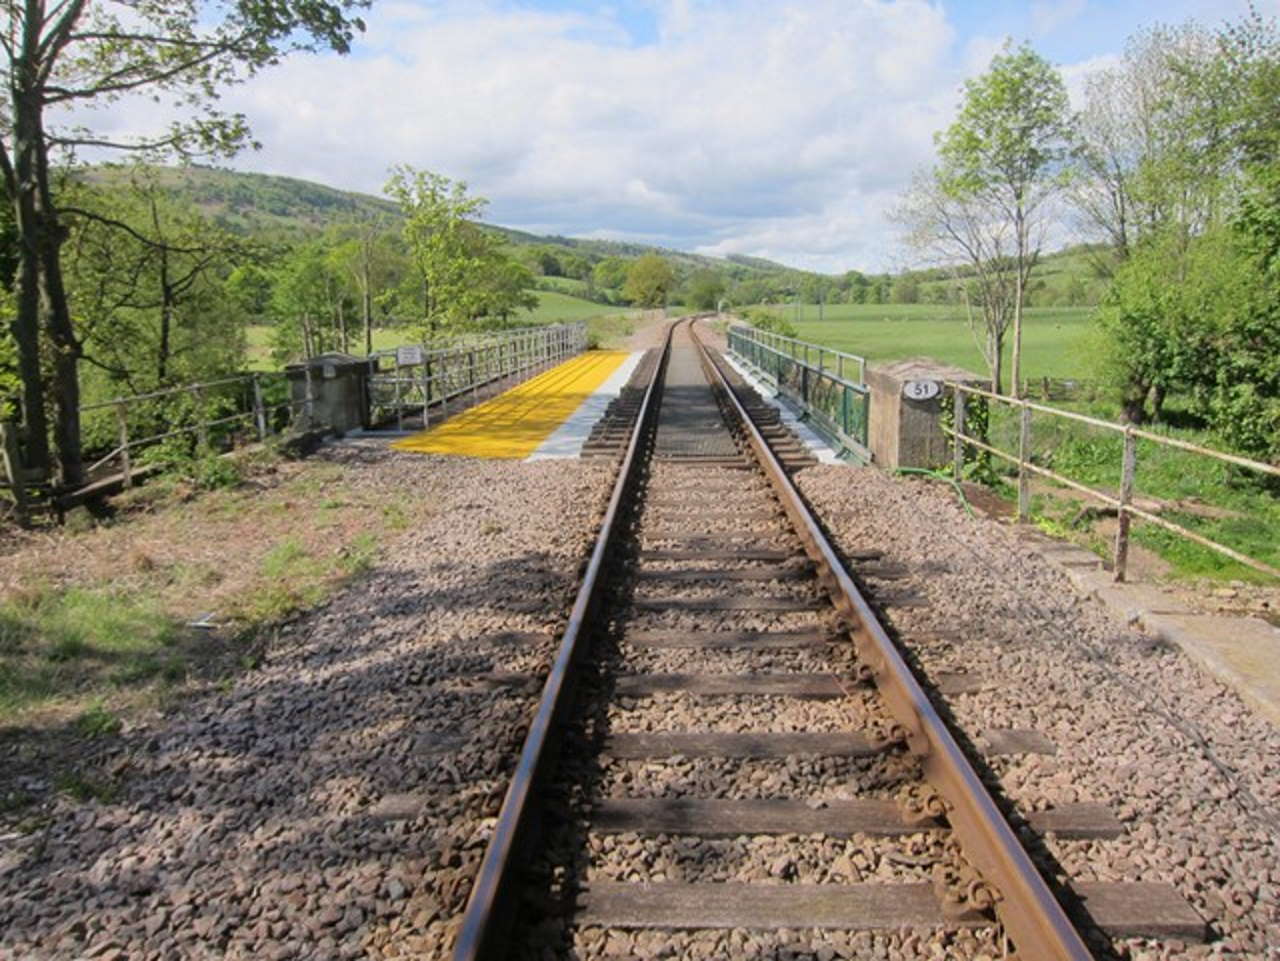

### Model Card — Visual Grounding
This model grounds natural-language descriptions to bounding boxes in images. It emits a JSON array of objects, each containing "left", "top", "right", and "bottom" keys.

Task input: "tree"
[
  {"left": 1071, "top": 24, "right": 1223, "bottom": 264},
  {"left": 593, "top": 256, "right": 630, "bottom": 291},
  {"left": 333, "top": 217, "right": 396, "bottom": 355},
  {"left": 384, "top": 165, "right": 535, "bottom": 338},
  {"left": 622, "top": 254, "right": 674, "bottom": 308},
  {"left": 1, "top": 0, "right": 367, "bottom": 488},
  {"left": 62, "top": 169, "right": 259, "bottom": 389},
  {"left": 897, "top": 174, "right": 1017, "bottom": 392},
  {"left": 933, "top": 42, "right": 1073, "bottom": 395},
  {"left": 685, "top": 269, "right": 726, "bottom": 310}
]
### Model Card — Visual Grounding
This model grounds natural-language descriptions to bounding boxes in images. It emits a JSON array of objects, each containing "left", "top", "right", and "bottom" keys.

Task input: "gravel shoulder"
[
  {"left": 0, "top": 440, "right": 614, "bottom": 961},
  {"left": 798, "top": 465, "right": 1280, "bottom": 960}
]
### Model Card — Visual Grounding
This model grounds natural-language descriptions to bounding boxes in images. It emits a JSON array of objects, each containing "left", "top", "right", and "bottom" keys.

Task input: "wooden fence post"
[
  {"left": 1017, "top": 402, "right": 1032, "bottom": 524},
  {"left": 193, "top": 386, "right": 209, "bottom": 450},
  {"left": 116, "top": 403, "right": 132, "bottom": 489},
  {"left": 953, "top": 389, "right": 967, "bottom": 481},
  {"left": 252, "top": 374, "right": 267, "bottom": 440},
  {"left": 1114, "top": 426, "right": 1138, "bottom": 582}
]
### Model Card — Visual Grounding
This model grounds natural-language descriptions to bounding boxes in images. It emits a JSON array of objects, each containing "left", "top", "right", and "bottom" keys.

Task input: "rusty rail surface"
[
  {"left": 691, "top": 324, "right": 1094, "bottom": 961},
  {"left": 450, "top": 321, "right": 676, "bottom": 961}
]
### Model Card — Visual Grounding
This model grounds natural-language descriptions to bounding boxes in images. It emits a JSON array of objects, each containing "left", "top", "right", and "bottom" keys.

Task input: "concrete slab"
[
  {"left": 1143, "top": 611, "right": 1280, "bottom": 728},
  {"left": 1024, "top": 529, "right": 1280, "bottom": 730}
]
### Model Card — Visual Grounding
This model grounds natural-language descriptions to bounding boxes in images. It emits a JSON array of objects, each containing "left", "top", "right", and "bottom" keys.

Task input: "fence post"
[
  {"left": 192, "top": 386, "right": 209, "bottom": 450},
  {"left": 0, "top": 421, "right": 30, "bottom": 528},
  {"left": 953, "top": 389, "right": 967, "bottom": 481},
  {"left": 425, "top": 358, "right": 434, "bottom": 426},
  {"left": 1017, "top": 402, "right": 1032, "bottom": 523},
  {"left": 252, "top": 374, "right": 267, "bottom": 441},
  {"left": 1114, "top": 426, "right": 1137, "bottom": 582},
  {"left": 470, "top": 350, "right": 478, "bottom": 403},
  {"left": 116, "top": 402, "right": 132, "bottom": 489},
  {"left": 393, "top": 365, "right": 402, "bottom": 432}
]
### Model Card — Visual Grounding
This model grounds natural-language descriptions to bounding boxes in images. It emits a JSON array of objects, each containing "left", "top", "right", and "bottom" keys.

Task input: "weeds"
[
  {"left": 74, "top": 700, "right": 122, "bottom": 738},
  {"left": 55, "top": 770, "right": 118, "bottom": 804}
]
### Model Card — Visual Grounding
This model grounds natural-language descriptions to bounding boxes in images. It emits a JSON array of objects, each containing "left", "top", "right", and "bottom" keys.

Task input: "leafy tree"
[
  {"left": 332, "top": 217, "right": 397, "bottom": 355},
  {"left": 1071, "top": 24, "right": 1224, "bottom": 265},
  {"left": 622, "top": 254, "right": 674, "bottom": 308},
  {"left": 891, "top": 276, "right": 920, "bottom": 304},
  {"left": 225, "top": 265, "right": 275, "bottom": 320},
  {"left": 62, "top": 170, "right": 257, "bottom": 390},
  {"left": 934, "top": 42, "right": 1074, "bottom": 395},
  {"left": 593, "top": 256, "right": 630, "bottom": 291},
  {"left": 685, "top": 269, "right": 726, "bottom": 310},
  {"left": 270, "top": 242, "right": 348, "bottom": 362},
  {"left": 384, "top": 165, "right": 535, "bottom": 338},
  {"left": 1, "top": 0, "right": 368, "bottom": 487}
]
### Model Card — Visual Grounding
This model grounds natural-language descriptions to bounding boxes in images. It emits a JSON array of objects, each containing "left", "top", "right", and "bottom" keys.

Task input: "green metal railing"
[{"left": 727, "top": 325, "right": 870, "bottom": 459}]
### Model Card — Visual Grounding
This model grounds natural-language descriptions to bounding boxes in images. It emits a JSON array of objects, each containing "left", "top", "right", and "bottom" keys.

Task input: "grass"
[
  {"left": 0, "top": 587, "right": 185, "bottom": 715},
  {"left": 0, "top": 455, "right": 428, "bottom": 729},
  {"left": 982, "top": 399, "right": 1280, "bottom": 582},
  {"left": 786, "top": 303, "right": 1096, "bottom": 382}
]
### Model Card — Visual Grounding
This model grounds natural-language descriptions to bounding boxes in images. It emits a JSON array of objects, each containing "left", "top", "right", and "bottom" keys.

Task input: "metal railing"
[
  {"left": 367, "top": 322, "right": 587, "bottom": 431},
  {"left": 947, "top": 382, "right": 1280, "bottom": 581},
  {"left": 726, "top": 324, "right": 870, "bottom": 458},
  {"left": 78, "top": 371, "right": 300, "bottom": 491}
]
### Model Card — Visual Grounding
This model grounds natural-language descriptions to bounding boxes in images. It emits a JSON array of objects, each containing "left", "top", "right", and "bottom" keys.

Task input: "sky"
[{"left": 83, "top": 0, "right": 1277, "bottom": 273}]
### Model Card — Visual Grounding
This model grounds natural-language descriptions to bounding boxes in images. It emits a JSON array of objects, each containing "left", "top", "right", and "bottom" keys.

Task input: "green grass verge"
[
  {"left": 985, "top": 403, "right": 1280, "bottom": 582},
  {"left": 0, "top": 587, "right": 185, "bottom": 715}
]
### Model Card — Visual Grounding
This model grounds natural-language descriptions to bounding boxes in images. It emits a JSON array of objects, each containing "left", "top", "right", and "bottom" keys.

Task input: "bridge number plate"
[
  {"left": 902, "top": 379, "right": 941, "bottom": 401},
  {"left": 397, "top": 345, "right": 424, "bottom": 367}
]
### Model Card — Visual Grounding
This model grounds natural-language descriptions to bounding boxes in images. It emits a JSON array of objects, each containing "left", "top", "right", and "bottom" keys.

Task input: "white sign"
[
  {"left": 902, "top": 379, "right": 941, "bottom": 401},
  {"left": 396, "top": 345, "right": 424, "bottom": 367},
  {"left": 322, "top": 363, "right": 337, "bottom": 380}
]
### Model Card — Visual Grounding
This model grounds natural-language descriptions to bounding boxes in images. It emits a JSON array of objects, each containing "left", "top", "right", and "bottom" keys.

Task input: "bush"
[{"left": 741, "top": 307, "right": 798, "bottom": 338}]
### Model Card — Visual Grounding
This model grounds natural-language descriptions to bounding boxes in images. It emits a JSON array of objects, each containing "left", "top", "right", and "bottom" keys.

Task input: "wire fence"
[
  {"left": 947, "top": 382, "right": 1280, "bottom": 581},
  {"left": 726, "top": 324, "right": 870, "bottom": 458}
]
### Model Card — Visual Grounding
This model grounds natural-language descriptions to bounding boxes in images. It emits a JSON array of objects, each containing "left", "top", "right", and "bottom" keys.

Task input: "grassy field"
[
  {"left": 781, "top": 304, "right": 1097, "bottom": 382},
  {"left": 246, "top": 290, "right": 650, "bottom": 368}
]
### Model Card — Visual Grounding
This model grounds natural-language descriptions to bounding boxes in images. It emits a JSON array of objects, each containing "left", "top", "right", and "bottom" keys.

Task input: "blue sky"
[{"left": 93, "top": 0, "right": 1275, "bottom": 272}]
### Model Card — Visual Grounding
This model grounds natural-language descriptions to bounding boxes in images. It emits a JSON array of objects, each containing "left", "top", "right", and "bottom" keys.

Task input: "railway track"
[{"left": 451, "top": 318, "right": 1193, "bottom": 960}]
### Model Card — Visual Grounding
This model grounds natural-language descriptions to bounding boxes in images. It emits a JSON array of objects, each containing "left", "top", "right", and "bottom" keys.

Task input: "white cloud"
[
  {"left": 1031, "top": 0, "right": 1087, "bottom": 37},
  {"left": 195, "top": 0, "right": 961, "bottom": 272},
  {"left": 57, "top": 0, "right": 1134, "bottom": 273}
]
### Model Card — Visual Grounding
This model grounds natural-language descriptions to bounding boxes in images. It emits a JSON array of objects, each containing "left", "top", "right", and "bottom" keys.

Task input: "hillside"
[{"left": 82, "top": 164, "right": 804, "bottom": 282}]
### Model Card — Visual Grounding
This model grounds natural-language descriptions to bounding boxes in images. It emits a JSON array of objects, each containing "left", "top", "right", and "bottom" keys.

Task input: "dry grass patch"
[{"left": 0, "top": 444, "right": 433, "bottom": 812}]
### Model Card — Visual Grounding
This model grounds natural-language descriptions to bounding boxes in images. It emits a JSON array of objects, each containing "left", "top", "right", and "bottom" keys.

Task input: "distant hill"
[
  {"left": 79, "top": 164, "right": 1107, "bottom": 306},
  {"left": 81, "top": 164, "right": 804, "bottom": 281}
]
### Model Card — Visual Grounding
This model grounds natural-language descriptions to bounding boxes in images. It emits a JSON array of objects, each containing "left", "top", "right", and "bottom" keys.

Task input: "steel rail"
[
  {"left": 450, "top": 321, "right": 678, "bottom": 961},
  {"left": 689, "top": 323, "right": 1095, "bottom": 961}
]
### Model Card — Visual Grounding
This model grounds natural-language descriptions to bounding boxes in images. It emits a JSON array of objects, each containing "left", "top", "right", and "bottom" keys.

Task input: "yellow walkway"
[{"left": 392, "top": 350, "right": 630, "bottom": 459}]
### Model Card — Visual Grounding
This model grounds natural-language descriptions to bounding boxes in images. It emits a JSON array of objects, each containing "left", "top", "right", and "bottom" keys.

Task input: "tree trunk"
[
  {"left": 7, "top": 53, "right": 86, "bottom": 490},
  {"left": 1011, "top": 208, "right": 1025, "bottom": 399},
  {"left": 1121, "top": 382, "right": 1149, "bottom": 424},
  {"left": 8, "top": 91, "right": 52, "bottom": 480},
  {"left": 362, "top": 274, "right": 373, "bottom": 356},
  {"left": 990, "top": 326, "right": 1004, "bottom": 395},
  {"left": 1149, "top": 384, "right": 1166, "bottom": 422}
]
